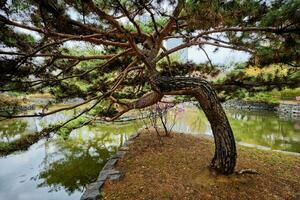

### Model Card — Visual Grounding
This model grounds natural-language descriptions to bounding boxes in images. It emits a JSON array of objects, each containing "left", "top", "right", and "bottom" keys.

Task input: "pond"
[{"left": 0, "top": 104, "right": 299, "bottom": 200}]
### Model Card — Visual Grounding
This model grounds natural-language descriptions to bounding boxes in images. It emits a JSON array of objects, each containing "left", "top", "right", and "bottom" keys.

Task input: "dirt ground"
[{"left": 102, "top": 129, "right": 300, "bottom": 200}]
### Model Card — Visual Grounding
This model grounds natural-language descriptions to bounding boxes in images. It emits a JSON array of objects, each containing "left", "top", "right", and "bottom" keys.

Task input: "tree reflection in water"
[
  {"left": 0, "top": 119, "right": 27, "bottom": 142},
  {"left": 166, "top": 107, "right": 300, "bottom": 153},
  {"left": 34, "top": 122, "right": 143, "bottom": 195},
  {"left": 226, "top": 110, "right": 300, "bottom": 152}
]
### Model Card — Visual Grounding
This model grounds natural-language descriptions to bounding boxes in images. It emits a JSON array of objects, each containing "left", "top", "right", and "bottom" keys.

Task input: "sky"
[
  {"left": 165, "top": 38, "right": 251, "bottom": 66},
  {"left": 188, "top": 45, "right": 251, "bottom": 65}
]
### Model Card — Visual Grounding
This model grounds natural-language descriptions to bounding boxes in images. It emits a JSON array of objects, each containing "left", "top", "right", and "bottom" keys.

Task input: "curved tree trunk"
[{"left": 151, "top": 75, "right": 237, "bottom": 174}]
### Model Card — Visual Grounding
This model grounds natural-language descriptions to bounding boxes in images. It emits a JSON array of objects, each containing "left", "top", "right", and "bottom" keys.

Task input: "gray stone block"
[
  {"left": 97, "top": 169, "right": 121, "bottom": 181},
  {"left": 111, "top": 151, "right": 126, "bottom": 159},
  {"left": 80, "top": 181, "right": 104, "bottom": 200},
  {"left": 102, "top": 158, "right": 118, "bottom": 170},
  {"left": 109, "top": 173, "right": 122, "bottom": 181},
  {"left": 123, "top": 140, "right": 133, "bottom": 147},
  {"left": 128, "top": 133, "right": 139, "bottom": 140},
  {"left": 119, "top": 146, "right": 129, "bottom": 151}
]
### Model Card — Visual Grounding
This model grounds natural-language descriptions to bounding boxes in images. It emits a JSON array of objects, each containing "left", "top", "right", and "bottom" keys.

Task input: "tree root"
[{"left": 236, "top": 168, "right": 259, "bottom": 175}]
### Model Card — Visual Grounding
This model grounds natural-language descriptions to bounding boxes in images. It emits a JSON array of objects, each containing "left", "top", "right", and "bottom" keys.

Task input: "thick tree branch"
[
  {"left": 106, "top": 91, "right": 163, "bottom": 121},
  {"left": 155, "top": 41, "right": 195, "bottom": 62},
  {"left": 140, "top": 2, "right": 160, "bottom": 36},
  {"left": 158, "top": 0, "right": 185, "bottom": 43},
  {"left": 115, "top": 0, "right": 143, "bottom": 36}
]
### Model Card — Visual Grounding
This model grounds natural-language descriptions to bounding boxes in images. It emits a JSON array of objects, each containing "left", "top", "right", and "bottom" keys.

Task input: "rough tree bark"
[{"left": 151, "top": 75, "right": 237, "bottom": 174}]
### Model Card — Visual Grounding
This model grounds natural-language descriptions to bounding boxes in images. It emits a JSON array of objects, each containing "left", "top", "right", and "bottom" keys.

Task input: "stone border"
[
  {"left": 0, "top": 105, "right": 35, "bottom": 112},
  {"left": 80, "top": 130, "right": 142, "bottom": 200},
  {"left": 279, "top": 103, "right": 300, "bottom": 115},
  {"left": 222, "top": 100, "right": 279, "bottom": 111},
  {"left": 222, "top": 100, "right": 300, "bottom": 116}
]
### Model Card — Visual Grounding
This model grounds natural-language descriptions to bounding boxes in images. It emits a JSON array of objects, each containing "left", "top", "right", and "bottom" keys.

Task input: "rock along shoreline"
[
  {"left": 80, "top": 130, "right": 143, "bottom": 200},
  {"left": 222, "top": 100, "right": 300, "bottom": 117}
]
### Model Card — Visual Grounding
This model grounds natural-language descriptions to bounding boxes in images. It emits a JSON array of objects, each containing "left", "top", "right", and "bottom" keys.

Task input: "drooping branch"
[
  {"left": 0, "top": 51, "right": 116, "bottom": 61},
  {"left": 203, "top": 41, "right": 255, "bottom": 53},
  {"left": 55, "top": 48, "right": 132, "bottom": 81},
  {"left": 195, "top": 26, "right": 300, "bottom": 38},
  {"left": 0, "top": 95, "right": 100, "bottom": 119},
  {"left": 14, "top": 35, "right": 101, "bottom": 68},
  {"left": 0, "top": 15, "right": 44, "bottom": 33},
  {"left": 0, "top": 97, "right": 101, "bottom": 156},
  {"left": 1, "top": 49, "right": 133, "bottom": 91},
  {"left": 0, "top": 57, "right": 141, "bottom": 119},
  {"left": 0, "top": 16, "right": 130, "bottom": 48},
  {"left": 199, "top": 46, "right": 214, "bottom": 69}
]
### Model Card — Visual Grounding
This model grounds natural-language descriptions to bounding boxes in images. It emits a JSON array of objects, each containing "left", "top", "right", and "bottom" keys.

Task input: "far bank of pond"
[
  {"left": 222, "top": 100, "right": 300, "bottom": 116},
  {"left": 0, "top": 103, "right": 299, "bottom": 200}
]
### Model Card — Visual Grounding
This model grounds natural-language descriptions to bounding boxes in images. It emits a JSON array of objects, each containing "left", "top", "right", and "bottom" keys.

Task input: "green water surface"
[{"left": 0, "top": 105, "right": 299, "bottom": 200}]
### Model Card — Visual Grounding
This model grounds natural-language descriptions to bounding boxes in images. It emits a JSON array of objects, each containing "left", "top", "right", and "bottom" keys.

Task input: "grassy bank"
[
  {"left": 243, "top": 87, "right": 300, "bottom": 104},
  {"left": 102, "top": 129, "right": 300, "bottom": 200}
]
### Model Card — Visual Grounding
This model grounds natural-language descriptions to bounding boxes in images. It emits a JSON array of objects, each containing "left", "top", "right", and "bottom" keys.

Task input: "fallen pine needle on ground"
[{"left": 102, "top": 128, "right": 300, "bottom": 200}]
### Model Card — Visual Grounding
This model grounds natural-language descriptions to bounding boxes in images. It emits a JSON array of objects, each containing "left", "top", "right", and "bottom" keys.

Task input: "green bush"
[
  {"left": 277, "top": 88, "right": 300, "bottom": 98},
  {"left": 0, "top": 94, "right": 21, "bottom": 107},
  {"left": 244, "top": 93, "right": 280, "bottom": 104}
]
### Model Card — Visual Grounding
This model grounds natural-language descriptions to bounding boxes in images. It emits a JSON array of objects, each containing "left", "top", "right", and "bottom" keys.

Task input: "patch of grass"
[
  {"left": 0, "top": 94, "right": 23, "bottom": 107},
  {"left": 243, "top": 92, "right": 280, "bottom": 104},
  {"left": 26, "top": 93, "right": 53, "bottom": 99},
  {"left": 242, "top": 87, "right": 300, "bottom": 104},
  {"left": 277, "top": 87, "right": 300, "bottom": 98}
]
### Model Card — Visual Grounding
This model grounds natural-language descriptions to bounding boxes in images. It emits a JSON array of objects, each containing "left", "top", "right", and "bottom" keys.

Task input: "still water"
[{"left": 0, "top": 104, "right": 299, "bottom": 200}]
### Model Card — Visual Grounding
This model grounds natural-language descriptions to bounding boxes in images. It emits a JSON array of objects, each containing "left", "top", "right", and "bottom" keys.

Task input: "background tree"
[{"left": 0, "top": 0, "right": 299, "bottom": 174}]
